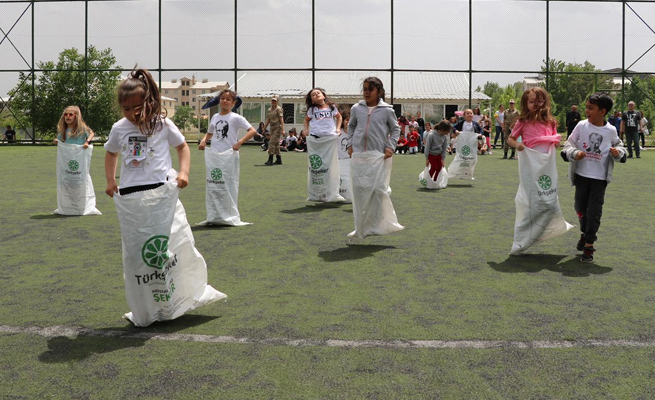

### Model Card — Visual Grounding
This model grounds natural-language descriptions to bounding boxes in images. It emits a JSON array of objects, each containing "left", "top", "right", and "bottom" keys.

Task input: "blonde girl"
[
  {"left": 54, "top": 106, "right": 94, "bottom": 148},
  {"left": 507, "top": 87, "right": 559, "bottom": 154}
]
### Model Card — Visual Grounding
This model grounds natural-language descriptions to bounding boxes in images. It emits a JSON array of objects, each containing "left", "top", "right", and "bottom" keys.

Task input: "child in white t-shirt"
[
  {"left": 562, "top": 93, "right": 626, "bottom": 263},
  {"left": 303, "top": 88, "right": 342, "bottom": 137},
  {"left": 105, "top": 69, "right": 189, "bottom": 196},
  {"left": 199, "top": 90, "right": 257, "bottom": 152}
]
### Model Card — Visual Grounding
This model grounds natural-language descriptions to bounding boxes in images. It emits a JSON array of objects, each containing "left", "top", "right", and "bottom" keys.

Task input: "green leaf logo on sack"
[
  {"left": 420, "top": 178, "right": 427, "bottom": 187},
  {"left": 68, "top": 160, "right": 79, "bottom": 171},
  {"left": 309, "top": 154, "right": 323, "bottom": 170},
  {"left": 142, "top": 235, "right": 170, "bottom": 269},
  {"left": 211, "top": 168, "right": 222, "bottom": 181},
  {"left": 461, "top": 145, "right": 471, "bottom": 156},
  {"left": 537, "top": 175, "right": 552, "bottom": 190}
]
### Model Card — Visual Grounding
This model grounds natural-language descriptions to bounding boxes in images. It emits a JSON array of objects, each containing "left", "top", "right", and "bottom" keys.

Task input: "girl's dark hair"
[
  {"left": 305, "top": 87, "right": 335, "bottom": 111},
  {"left": 218, "top": 89, "right": 237, "bottom": 101},
  {"left": 117, "top": 68, "right": 166, "bottom": 136},
  {"left": 363, "top": 77, "right": 385, "bottom": 100},
  {"left": 437, "top": 121, "right": 451, "bottom": 132},
  {"left": 340, "top": 109, "right": 350, "bottom": 130},
  {"left": 399, "top": 116, "right": 408, "bottom": 124}
]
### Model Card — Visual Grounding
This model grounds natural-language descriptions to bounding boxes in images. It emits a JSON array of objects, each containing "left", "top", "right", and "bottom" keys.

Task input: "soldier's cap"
[
  {"left": 509, "top": 99, "right": 515, "bottom": 104},
  {"left": 271, "top": 94, "right": 280, "bottom": 102}
]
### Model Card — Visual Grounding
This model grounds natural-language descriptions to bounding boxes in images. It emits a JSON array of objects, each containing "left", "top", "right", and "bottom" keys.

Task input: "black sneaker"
[
  {"left": 576, "top": 235, "right": 585, "bottom": 251},
  {"left": 580, "top": 247, "right": 595, "bottom": 263}
]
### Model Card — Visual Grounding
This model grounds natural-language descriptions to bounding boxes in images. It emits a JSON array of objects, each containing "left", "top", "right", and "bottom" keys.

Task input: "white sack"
[
  {"left": 338, "top": 158, "right": 352, "bottom": 203},
  {"left": 114, "top": 177, "right": 226, "bottom": 327},
  {"left": 510, "top": 147, "right": 573, "bottom": 254},
  {"left": 307, "top": 135, "right": 345, "bottom": 202},
  {"left": 198, "top": 148, "right": 251, "bottom": 226},
  {"left": 419, "top": 166, "right": 448, "bottom": 189},
  {"left": 54, "top": 142, "right": 101, "bottom": 215},
  {"left": 348, "top": 151, "right": 404, "bottom": 238},
  {"left": 447, "top": 130, "right": 478, "bottom": 180}
]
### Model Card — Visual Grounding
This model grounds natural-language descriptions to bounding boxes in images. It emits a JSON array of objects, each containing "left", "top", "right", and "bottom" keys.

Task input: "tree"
[
  {"left": 8, "top": 46, "right": 122, "bottom": 139},
  {"left": 540, "top": 59, "right": 613, "bottom": 130},
  {"left": 172, "top": 106, "right": 195, "bottom": 135}
]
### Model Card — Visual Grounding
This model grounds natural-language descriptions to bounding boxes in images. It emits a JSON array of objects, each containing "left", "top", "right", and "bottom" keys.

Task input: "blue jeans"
[{"left": 493, "top": 126, "right": 503, "bottom": 146}]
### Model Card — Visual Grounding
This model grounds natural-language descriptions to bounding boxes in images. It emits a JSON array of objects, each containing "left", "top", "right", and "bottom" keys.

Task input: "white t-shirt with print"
[
  {"left": 208, "top": 112, "right": 252, "bottom": 153},
  {"left": 572, "top": 120, "right": 618, "bottom": 181},
  {"left": 337, "top": 132, "right": 350, "bottom": 159},
  {"left": 104, "top": 117, "right": 185, "bottom": 189},
  {"left": 307, "top": 105, "right": 339, "bottom": 137}
]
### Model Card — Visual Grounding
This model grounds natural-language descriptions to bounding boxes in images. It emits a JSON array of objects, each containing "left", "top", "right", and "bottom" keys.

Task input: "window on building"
[
  {"left": 241, "top": 102, "right": 263, "bottom": 125},
  {"left": 192, "top": 98, "right": 196, "bottom": 103},
  {"left": 192, "top": 106, "right": 196, "bottom": 110},
  {"left": 282, "top": 103, "right": 295, "bottom": 124},
  {"left": 193, "top": 90, "right": 196, "bottom": 94},
  {"left": 402, "top": 104, "right": 422, "bottom": 119},
  {"left": 423, "top": 104, "right": 445, "bottom": 125}
]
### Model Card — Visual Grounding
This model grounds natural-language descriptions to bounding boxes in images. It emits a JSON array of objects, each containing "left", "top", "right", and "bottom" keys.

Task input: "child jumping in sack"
[{"left": 562, "top": 93, "right": 626, "bottom": 263}]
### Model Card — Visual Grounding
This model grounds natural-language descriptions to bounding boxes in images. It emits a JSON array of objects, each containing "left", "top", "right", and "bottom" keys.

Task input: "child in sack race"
[
  {"left": 562, "top": 93, "right": 626, "bottom": 263},
  {"left": 104, "top": 68, "right": 226, "bottom": 327}
]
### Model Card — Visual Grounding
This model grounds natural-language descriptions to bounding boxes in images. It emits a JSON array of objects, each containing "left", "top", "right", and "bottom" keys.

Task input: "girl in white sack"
[
  {"left": 346, "top": 77, "right": 404, "bottom": 238},
  {"left": 303, "top": 87, "right": 344, "bottom": 202}
]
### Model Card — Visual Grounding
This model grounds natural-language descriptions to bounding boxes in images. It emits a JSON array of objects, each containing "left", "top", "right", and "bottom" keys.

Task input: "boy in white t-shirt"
[{"left": 562, "top": 93, "right": 626, "bottom": 263}]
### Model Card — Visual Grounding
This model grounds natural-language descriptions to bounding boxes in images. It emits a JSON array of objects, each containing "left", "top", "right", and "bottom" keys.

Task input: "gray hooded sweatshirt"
[{"left": 347, "top": 99, "right": 400, "bottom": 154}]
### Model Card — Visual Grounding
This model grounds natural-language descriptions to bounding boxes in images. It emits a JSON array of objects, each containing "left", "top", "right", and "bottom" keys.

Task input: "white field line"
[{"left": 2, "top": 325, "right": 655, "bottom": 349}]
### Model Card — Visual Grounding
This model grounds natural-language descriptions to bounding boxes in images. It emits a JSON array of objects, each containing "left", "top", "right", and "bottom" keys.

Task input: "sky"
[{"left": 1, "top": 0, "right": 654, "bottom": 99}]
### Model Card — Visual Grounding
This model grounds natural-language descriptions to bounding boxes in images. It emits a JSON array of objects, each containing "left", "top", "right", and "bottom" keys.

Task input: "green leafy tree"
[
  {"left": 8, "top": 46, "right": 122, "bottom": 139},
  {"left": 172, "top": 106, "right": 195, "bottom": 135},
  {"left": 541, "top": 59, "right": 613, "bottom": 130}
]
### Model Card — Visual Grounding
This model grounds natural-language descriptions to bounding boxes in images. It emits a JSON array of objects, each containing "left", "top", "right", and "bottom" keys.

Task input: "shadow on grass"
[
  {"left": 416, "top": 188, "right": 446, "bottom": 192},
  {"left": 318, "top": 244, "right": 396, "bottom": 262},
  {"left": 281, "top": 203, "right": 346, "bottom": 214},
  {"left": 191, "top": 224, "right": 235, "bottom": 231},
  {"left": 444, "top": 183, "right": 474, "bottom": 188},
  {"left": 488, "top": 254, "right": 612, "bottom": 277},
  {"left": 30, "top": 214, "right": 81, "bottom": 219},
  {"left": 38, "top": 314, "right": 219, "bottom": 363}
]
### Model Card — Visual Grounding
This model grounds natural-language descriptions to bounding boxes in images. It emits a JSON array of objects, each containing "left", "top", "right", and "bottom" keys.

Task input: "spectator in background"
[
  {"left": 566, "top": 104, "right": 581, "bottom": 138},
  {"left": 621, "top": 101, "right": 641, "bottom": 158},
  {"left": 608, "top": 110, "right": 621, "bottom": 135},
  {"left": 493, "top": 104, "right": 505, "bottom": 148},
  {"left": 398, "top": 115, "right": 408, "bottom": 135},
  {"left": 296, "top": 130, "right": 307, "bottom": 152},
  {"left": 472, "top": 107, "right": 483, "bottom": 125},
  {"left": 286, "top": 128, "right": 299, "bottom": 151},
  {"left": 4, "top": 125, "right": 16, "bottom": 143},
  {"left": 639, "top": 111, "right": 648, "bottom": 149},
  {"left": 396, "top": 133, "right": 408, "bottom": 154},
  {"left": 254, "top": 121, "right": 267, "bottom": 142}
]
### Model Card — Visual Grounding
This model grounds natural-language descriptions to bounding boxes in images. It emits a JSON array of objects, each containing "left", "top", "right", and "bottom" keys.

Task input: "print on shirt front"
[
  {"left": 625, "top": 113, "right": 638, "bottom": 128},
  {"left": 127, "top": 135, "right": 148, "bottom": 171},
  {"left": 215, "top": 120, "right": 229, "bottom": 139}
]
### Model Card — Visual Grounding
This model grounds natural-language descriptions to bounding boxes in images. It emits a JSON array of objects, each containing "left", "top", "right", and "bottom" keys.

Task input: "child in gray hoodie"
[
  {"left": 345, "top": 77, "right": 404, "bottom": 239},
  {"left": 346, "top": 77, "right": 400, "bottom": 157}
]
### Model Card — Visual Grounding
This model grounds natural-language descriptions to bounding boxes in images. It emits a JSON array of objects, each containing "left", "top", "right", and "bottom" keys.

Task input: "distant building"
[
  {"left": 523, "top": 75, "right": 545, "bottom": 91},
  {"left": 200, "top": 71, "right": 490, "bottom": 136},
  {"left": 602, "top": 68, "right": 653, "bottom": 88},
  {"left": 158, "top": 76, "right": 229, "bottom": 132}
]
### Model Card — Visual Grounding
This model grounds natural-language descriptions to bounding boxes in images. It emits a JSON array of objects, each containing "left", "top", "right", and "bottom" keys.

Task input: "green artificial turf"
[{"left": 1, "top": 144, "right": 654, "bottom": 398}]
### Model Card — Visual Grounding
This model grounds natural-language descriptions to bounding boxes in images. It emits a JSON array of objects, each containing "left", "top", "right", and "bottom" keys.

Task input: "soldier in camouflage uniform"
[
  {"left": 503, "top": 99, "right": 520, "bottom": 159},
  {"left": 263, "top": 94, "right": 284, "bottom": 165}
]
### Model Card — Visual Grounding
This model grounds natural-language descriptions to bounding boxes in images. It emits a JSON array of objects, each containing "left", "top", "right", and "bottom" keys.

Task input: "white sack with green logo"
[
  {"left": 419, "top": 166, "right": 448, "bottom": 190},
  {"left": 307, "top": 135, "right": 345, "bottom": 202},
  {"left": 198, "top": 148, "right": 251, "bottom": 226},
  {"left": 511, "top": 147, "right": 573, "bottom": 254},
  {"left": 114, "top": 175, "right": 226, "bottom": 327},
  {"left": 54, "top": 142, "right": 101, "bottom": 215},
  {"left": 348, "top": 151, "right": 404, "bottom": 239},
  {"left": 447, "top": 130, "right": 478, "bottom": 180},
  {"left": 338, "top": 158, "right": 352, "bottom": 203}
]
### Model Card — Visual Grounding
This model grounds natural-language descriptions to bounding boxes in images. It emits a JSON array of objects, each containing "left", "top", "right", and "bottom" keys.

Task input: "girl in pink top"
[{"left": 507, "top": 87, "right": 560, "bottom": 154}]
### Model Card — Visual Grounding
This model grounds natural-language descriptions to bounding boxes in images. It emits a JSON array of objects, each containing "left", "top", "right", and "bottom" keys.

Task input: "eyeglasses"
[{"left": 64, "top": 113, "right": 76, "bottom": 117}]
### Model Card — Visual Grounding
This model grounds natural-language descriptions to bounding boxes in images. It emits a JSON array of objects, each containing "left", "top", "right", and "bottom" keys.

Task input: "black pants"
[
  {"left": 574, "top": 174, "right": 607, "bottom": 245},
  {"left": 119, "top": 182, "right": 164, "bottom": 196},
  {"left": 625, "top": 131, "right": 640, "bottom": 157}
]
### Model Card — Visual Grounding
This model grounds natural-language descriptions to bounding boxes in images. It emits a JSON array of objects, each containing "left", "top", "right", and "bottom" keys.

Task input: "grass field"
[{"left": 1, "top": 144, "right": 654, "bottom": 399}]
